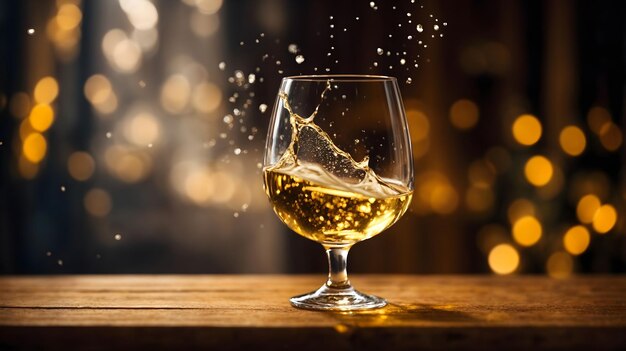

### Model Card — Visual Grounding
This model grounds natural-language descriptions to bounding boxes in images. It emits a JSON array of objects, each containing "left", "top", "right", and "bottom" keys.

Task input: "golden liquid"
[
  {"left": 265, "top": 79, "right": 413, "bottom": 246},
  {"left": 264, "top": 167, "right": 413, "bottom": 246}
]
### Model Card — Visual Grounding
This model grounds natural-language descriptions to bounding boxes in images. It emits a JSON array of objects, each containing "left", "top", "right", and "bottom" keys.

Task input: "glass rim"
[{"left": 283, "top": 74, "right": 397, "bottom": 82}]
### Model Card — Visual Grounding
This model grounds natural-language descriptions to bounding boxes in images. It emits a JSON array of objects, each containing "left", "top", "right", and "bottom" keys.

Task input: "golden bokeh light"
[
  {"left": 28, "top": 104, "right": 55, "bottom": 132},
  {"left": 161, "top": 74, "right": 191, "bottom": 114},
  {"left": 124, "top": 112, "right": 161, "bottom": 146},
  {"left": 598, "top": 122, "right": 623, "bottom": 151},
  {"left": 67, "top": 151, "right": 96, "bottom": 181},
  {"left": 449, "top": 99, "right": 479, "bottom": 130},
  {"left": 190, "top": 12, "right": 220, "bottom": 38},
  {"left": 84, "top": 74, "right": 113, "bottom": 105},
  {"left": 477, "top": 224, "right": 508, "bottom": 254},
  {"left": 512, "top": 215, "right": 542, "bottom": 246},
  {"left": 120, "top": 0, "right": 159, "bottom": 30},
  {"left": 484, "top": 146, "right": 512, "bottom": 174},
  {"left": 468, "top": 160, "right": 496, "bottom": 188},
  {"left": 512, "top": 114, "right": 542, "bottom": 146},
  {"left": 192, "top": 82, "right": 222, "bottom": 113},
  {"left": 104, "top": 146, "right": 152, "bottom": 183},
  {"left": 112, "top": 39, "right": 142, "bottom": 73},
  {"left": 414, "top": 172, "right": 458, "bottom": 215},
  {"left": 184, "top": 168, "right": 215, "bottom": 205},
  {"left": 22, "top": 133, "right": 47, "bottom": 163},
  {"left": 33, "top": 77, "right": 59, "bottom": 104},
  {"left": 56, "top": 3, "right": 82, "bottom": 30},
  {"left": 546, "top": 251, "right": 573, "bottom": 279},
  {"left": 195, "top": 0, "right": 224, "bottom": 15},
  {"left": 576, "top": 194, "right": 601, "bottom": 224},
  {"left": 507, "top": 198, "right": 535, "bottom": 224},
  {"left": 559, "top": 125, "right": 586, "bottom": 156},
  {"left": 592, "top": 204, "right": 617, "bottom": 234},
  {"left": 488, "top": 244, "right": 519, "bottom": 275},
  {"left": 84, "top": 188, "right": 112, "bottom": 217},
  {"left": 587, "top": 106, "right": 611, "bottom": 134},
  {"left": 407, "top": 109, "right": 430, "bottom": 142},
  {"left": 563, "top": 225, "right": 590, "bottom": 256},
  {"left": 524, "top": 155, "right": 553, "bottom": 186}
]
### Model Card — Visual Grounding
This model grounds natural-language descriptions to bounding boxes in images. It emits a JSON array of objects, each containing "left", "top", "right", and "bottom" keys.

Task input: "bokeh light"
[
  {"left": 512, "top": 114, "right": 542, "bottom": 146},
  {"left": 592, "top": 204, "right": 617, "bottom": 234},
  {"left": 563, "top": 225, "right": 590, "bottom": 256},
  {"left": 524, "top": 155, "right": 553, "bottom": 186},
  {"left": 512, "top": 215, "right": 542, "bottom": 246},
  {"left": 507, "top": 198, "right": 535, "bottom": 224},
  {"left": 67, "top": 151, "right": 96, "bottom": 181},
  {"left": 546, "top": 251, "right": 573, "bottom": 279},
  {"left": 33, "top": 77, "right": 59, "bottom": 104},
  {"left": 84, "top": 188, "right": 112, "bottom": 217},
  {"left": 558, "top": 125, "right": 586, "bottom": 156},
  {"left": 576, "top": 194, "right": 601, "bottom": 224},
  {"left": 22, "top": 133, "right": 47, "bottom": 163},
  {"left": 598, "top": 122, "right": 623, "bottom": 151},
  {"left": 488, "top": 244, "right": 519, "bottom": 275},
  {"left": 449, "top": 99, "right": 479, "bottom": 130},
  {"left": 28, "top": 104, "right": 54, "bottom": 132}
]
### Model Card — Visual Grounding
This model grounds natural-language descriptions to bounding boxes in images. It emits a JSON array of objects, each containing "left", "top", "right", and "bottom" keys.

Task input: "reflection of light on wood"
[
  {"left": 488, "top": 244, "right": 519, "bottom": 275},
  {"left": 512, "top": 216, "right": 542, "bottom": 247},
  {"left": 592, "top": 204, "right": 617, "bottom": 234},
  {"left": 524, "top": 155, "right": 553, "bottom": 186},
  {"left": 546, "top": 251, "right": 573, "bottom": 279},
  {"left": 563, "top": 225, "right": 590, "bottom": 255},
  {"left": 512, "top": 114, "right": 542, "bottom": 146}
]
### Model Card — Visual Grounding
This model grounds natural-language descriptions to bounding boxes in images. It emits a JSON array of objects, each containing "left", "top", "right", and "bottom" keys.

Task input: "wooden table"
[{"left": 1, "top": 275, "right": 625, "bottom": 350}]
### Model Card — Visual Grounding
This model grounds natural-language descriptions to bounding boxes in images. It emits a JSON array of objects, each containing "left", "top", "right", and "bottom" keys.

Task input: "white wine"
[
  {"left": 264, "top": 80, "right": 413, "bottom": 246},
  {"left": 264, "top": 164, "right": 412, "bottom": 246}
]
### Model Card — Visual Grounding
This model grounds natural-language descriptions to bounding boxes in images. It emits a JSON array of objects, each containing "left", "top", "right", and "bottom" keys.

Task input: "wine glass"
[{"left": 263, "top": 75, "right": 414, "bottom": 311}]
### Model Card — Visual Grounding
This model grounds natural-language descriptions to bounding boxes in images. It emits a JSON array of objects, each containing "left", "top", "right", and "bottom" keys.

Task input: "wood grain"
[{"left": 1, "top": 275, "right": 625, "bottom": 350}]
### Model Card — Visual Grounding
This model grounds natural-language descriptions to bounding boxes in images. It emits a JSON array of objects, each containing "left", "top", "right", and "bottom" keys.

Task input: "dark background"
[{"left": 1, "top": 0, "right": 624, "bottom": 276}]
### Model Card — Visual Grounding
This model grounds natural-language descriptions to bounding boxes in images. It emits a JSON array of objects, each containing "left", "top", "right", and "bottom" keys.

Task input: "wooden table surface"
[{"left": 1, "top": 275, "right": 625, "bottom": 350}]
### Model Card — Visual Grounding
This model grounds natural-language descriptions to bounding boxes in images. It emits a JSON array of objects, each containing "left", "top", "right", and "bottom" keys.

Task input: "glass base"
[{"left": 290, "top": 284, "right": 387, "bottom": 311}]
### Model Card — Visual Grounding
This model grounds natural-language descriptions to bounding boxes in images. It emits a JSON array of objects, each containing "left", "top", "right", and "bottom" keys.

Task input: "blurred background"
[{"left": 0, "top": 0, "right": 624, "bottom": 276}]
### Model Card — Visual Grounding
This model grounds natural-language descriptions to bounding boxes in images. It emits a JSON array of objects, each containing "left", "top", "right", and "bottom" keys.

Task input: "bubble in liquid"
[
  {"left": 295, "top": 55, "right": 305, "bottom": 64},
  {"left": 376, "top": 48, "right": 384, "bottom": 55},
  {"left": 259, "top": 104, "right": 268, "bottom": 113},
  {"left": 218, "top": 62, "right": 226, "bottom": 70},
  {"left": 114, "top": 234, "right": 122, "bottom": 240},
  {"left": 416, "top": 24, "right": 423, "bottom": 32}
]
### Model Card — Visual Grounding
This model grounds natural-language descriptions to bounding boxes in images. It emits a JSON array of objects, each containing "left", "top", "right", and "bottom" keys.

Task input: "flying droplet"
[
  {"left": 295, "top": 55, "right": 305, "bottom": 64},
  {"left": 218, "top": 62, "right": 226, "bottom": 70},
  {"left": 369, "top": 2, "right": 376, "bottom": 9},
  {"left": 259, "top": 104, "right": 268, "bottom": 113},
  {"left": 60, "top": 186, "right": 66, "bottom": 192},
  {"left": 416, "top": 24, "right": 423, "bottom": 32},
  {"left": 400, "top": 58, "right": 406, "bottom": 65},
  {"left": 434, "top": 24, "right": 440, "bottom": 31},
  {"left": 288, "top": 43, "right": 299, "bottom": 54},
  {"left": 248, "top": 74, "right": 256, "bottom": 84},
  {"left": 27, "top": 28, "right": 35, "bottom": 35},
  {"left": 234, "top": 148, "right": 241, "bottom": 155},
  {"left": 114, "top": 234, "right": 122, "bottom": 240},
  {"left": 406, "top": 78, "right": 412, "bottom": 84},
  {"left": 376, "top": 48, "right": 383, "bottom": 55},
  {"left": 57, "top": 259, "right": 63, "bottom": 266},
  {"left": 106, "top": 132, "right": 112, "bottom": 139}
]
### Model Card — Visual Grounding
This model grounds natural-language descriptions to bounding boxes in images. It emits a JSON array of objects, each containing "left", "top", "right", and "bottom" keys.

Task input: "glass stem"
[{"left": 325, "top": 247, "right": 351, "bottom": 290}]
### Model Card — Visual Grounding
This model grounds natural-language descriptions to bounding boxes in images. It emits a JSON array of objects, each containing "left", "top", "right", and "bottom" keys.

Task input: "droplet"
[
  {"left": 369, "top": 2, "right": 376, "bottom": 8},
  {"left": 60, "top": 186, "right": 66, "bottom": 192},
  {"left": 223, "top": 114, "right": 234, "bottom": 124},
  {"left": 376, "top": 48, "right": 383, "bottom": 55},
  {"left": 406, "top": 77, "right": 412, "bottom": 84},
  {"left": 138, "top": 80, "right": 146, "bottom": 87},
  {"left": 295, "top": 55, "right": 305, "bottom": 64},
  {"left": 57, "top": 259, "right": 63, "bottom": 266},
  {"left": 114, "top": 234, "right": 122, "bottom": 240},
  {"left": 288, "top": 43, "right": 299, "bottom": 54},
  {"left": 416, "top": 24, "right": 423, "bottom": 32},
  {"left": 248, "top": 73, "right": 256, "bottom": 84},
  {"left": 234, "top": 148, "right": 242, "bottom": 155},
  {"left": 27, "top": 28, "right": 35, "bottom": 35},
  {"left": 233, "top": 212, "right": 239, "bottom": 218},
  {"left": 218, "top": 62, "right": 226, "bottom": 70},
  {"left": 46, "top": 251, "right": 52, "bottom": 256},
  {"left": 434, "top": 24, "right": 440, "bottom": 31},
  {"left": 400, "top": 58, "right": 406, "bottom": 65},
  {"left": 259, "top": 104, "right": 268, "bottom": 113},
  {"left": 106, "top": 132, "right": 112, "bottom": 138}
]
